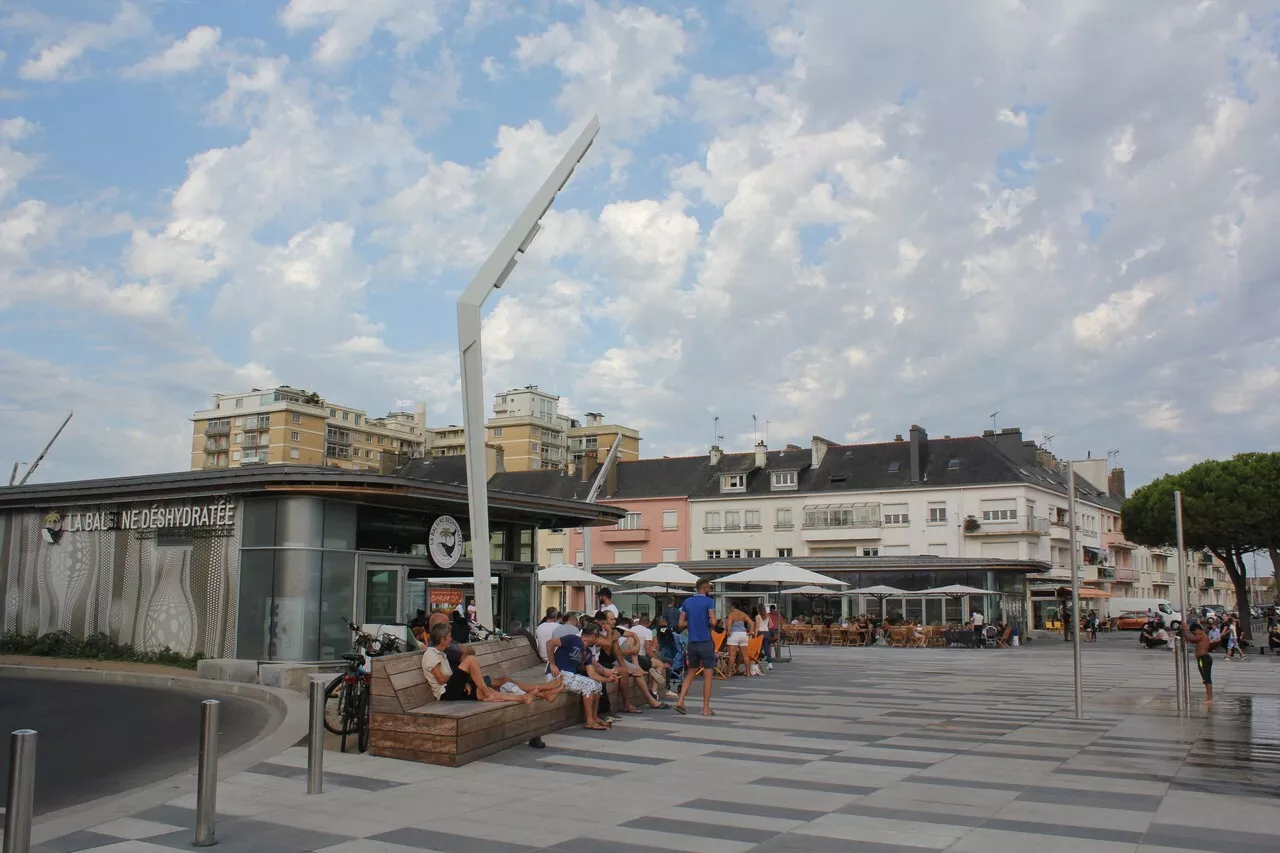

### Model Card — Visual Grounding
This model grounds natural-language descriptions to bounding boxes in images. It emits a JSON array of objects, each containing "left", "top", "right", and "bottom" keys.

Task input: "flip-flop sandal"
[
  {"left": 701, "top": 710, "right": 716, "bottom": 717},
  {"left": 584, "top": 724, "right": 609, "bottom": 731},
  {"left": 651, "top": 702, "right": 671, "bottom": 710},
  {"left": 674, "top": 704, "right": 687, "bottom": 715},
  {"left": 622, "top": 708, "right": 644, "bottom": 714}
]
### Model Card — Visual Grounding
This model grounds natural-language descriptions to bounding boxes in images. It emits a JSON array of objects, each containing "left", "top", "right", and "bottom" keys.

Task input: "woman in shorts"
[{"left": 725, "top": 600, "right": 754, "bottom": 677}]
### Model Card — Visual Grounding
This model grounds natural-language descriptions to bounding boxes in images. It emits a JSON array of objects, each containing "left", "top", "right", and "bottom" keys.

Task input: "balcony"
[
  {"left": 204, "top": 423, "right": 230, "bottom": 436},
  {"left": 801, "top": 522, "right": 882, "bottom": 543},
  {"left": 1154, "top": 572, "right": 1176, "bottom": 586},
  {"left": 1114, "top": 567, "right": 1140, "bottom": 583},
  {"left": 599, "top": 527, "right": 650, "bottom": 544},
  {"left": 774, "top": 523, "right": 794, "bottom": 531},
  {"left": 1201, "top": 578, "right": 1214, "bottom": 589},
  {"left": 1097, "top": 566, "right": 1117, "bottom": 581},
  {"left": 1109, "top": 538, "right": 1137, "bottom": 550},
  {"left": 965, "top": 516, "right": 1050, "bottom": 536}
]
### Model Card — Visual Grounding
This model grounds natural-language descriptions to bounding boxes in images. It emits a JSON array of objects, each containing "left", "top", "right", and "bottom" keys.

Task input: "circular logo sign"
[{"left": 428, "top": 515, "right": 463, "bottom": 569}]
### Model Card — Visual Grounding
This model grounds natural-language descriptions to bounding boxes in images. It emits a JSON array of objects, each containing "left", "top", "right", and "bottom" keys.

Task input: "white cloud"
[
  {"left": 279, "top": 0, "right": 444, "bottom": 65},
  {"left": 128, "top": 26, "right": 221, "bottom": 77},
  {"left": 1072, "top": 286, "right": 1156, "bottom": 346},
  {"left": 19, "top": 2, "right": 149, "bottom": 81}
]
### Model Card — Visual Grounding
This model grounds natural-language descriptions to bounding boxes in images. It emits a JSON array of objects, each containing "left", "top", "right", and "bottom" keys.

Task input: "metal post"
[
  {"left": 307, "top": 679, "right": 325, "bottom": 794},
  {"left": 194, "top": 699, "right": 219, "bottom": 847},
  {"left": 1067, "top": 462, "right": 1083, "bottom": 719},
  {"left": 3, "top": 729, "right": 37, "bottom": 853},
  {"left": 1174, "top": 491, "right": 1193, "bottom": 708}
]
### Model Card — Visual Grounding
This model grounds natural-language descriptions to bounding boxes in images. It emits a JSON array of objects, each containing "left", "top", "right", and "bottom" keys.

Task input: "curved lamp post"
[{"left": 457, "top": 116, "right": 601, "bottom": 631}]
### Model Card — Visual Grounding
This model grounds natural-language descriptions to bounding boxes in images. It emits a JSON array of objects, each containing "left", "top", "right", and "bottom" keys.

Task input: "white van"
[{"left": 1108, "top": 598, "right": 1183, "bottom": 627}]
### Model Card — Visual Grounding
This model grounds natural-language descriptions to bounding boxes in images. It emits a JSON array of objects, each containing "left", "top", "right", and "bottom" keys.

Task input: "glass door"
[{"left": 360, "top": 565, "right": 404, "bottom": 627}]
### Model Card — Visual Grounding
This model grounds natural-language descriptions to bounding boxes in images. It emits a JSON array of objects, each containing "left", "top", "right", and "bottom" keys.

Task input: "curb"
[{"left": 0, "top": 665, "right": 310, "bottom": 845}]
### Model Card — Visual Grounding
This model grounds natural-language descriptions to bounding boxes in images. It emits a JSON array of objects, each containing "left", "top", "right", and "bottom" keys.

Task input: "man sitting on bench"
[
  {"left": 422, "top": 624, "right": 563, "bottom": 704},
  {"left": 547, "top": 623, "right": 609, "bottom": 731}
]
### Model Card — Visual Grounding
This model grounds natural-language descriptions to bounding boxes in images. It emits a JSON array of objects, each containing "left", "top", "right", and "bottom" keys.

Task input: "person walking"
[
  {"left": 676, "top": 578, "right": 717, "bottom": 717},
  {"left": 1224, "top": 616, "right": 1246, "bottom": 661},
  {"left": 755, "top": 603, "right": 773, "bottom": 670}
]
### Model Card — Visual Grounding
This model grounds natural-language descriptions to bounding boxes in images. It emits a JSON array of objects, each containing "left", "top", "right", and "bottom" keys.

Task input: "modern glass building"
[{"left": 0, "top": 466, "right": 621, "bottom": 661}]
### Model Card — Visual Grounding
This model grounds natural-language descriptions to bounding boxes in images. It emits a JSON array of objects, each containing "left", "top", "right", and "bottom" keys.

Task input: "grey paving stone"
[
  {"left": 132, "top": 804, "right": 197, "bottom": 826},
  {"left": 543, "top": 840, "right": 687, "bottom": 853},
  {"left": 747, "top": 831, "right": 952, "bottom": 851},
  {"left": 704, "top": 749, "right": 811, "bottom": 765},
  {"left": 678, "top": 798, "right": 829, "bottom": 822},
  {"left": 149, "top": 817, "right": 351, "bottom": 853},
  {"left": 247, "top": 761, "right": 406, "bottom": 791},
  {"left": 373, "top": 827, "right": 535, "bottom": 853},
  {"left": 1017, "top": 786, "right": 1163, "bottom": 811},
  {"left": 1142, "top": 822, "right": 1280, "bottom": 853},
  {"left": 980, "top": 817, "right": 1144, "bottom": 844},
  {"left": 907, "top": 776, "right": 1029, "bottom": 792},
  {"left": 31, "top": 830, "right": 122, "bottom": 853},
  {"left": 621, "top": 816, "right": 779, "bottom": 843},
  {"left": 748, "top": 777, "right": 880, "bottom": 796},
  {"left": 834, "top": 802, "right": 987, "bottom": 827},
  {"left": 822, "top": 755, "right": 936, "bottom": 769},
  {"left": 1053, "top": 766, "right": 1174, "bottom": 783}
]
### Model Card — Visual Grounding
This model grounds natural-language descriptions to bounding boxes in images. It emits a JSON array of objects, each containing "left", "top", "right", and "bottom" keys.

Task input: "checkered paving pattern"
[{"left": 29, "top": 641, "right": 1280, "bottom": 853}]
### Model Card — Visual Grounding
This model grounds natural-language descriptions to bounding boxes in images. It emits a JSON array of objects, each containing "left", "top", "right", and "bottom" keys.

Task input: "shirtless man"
[{"left": 1182, "top": 621, "right": 1222, "bottom": 703}]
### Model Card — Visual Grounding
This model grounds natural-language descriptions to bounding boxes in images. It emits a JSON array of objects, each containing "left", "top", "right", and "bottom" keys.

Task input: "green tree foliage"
[{"left": 1122, "top": 453, "right": 1280, "bottom": 640}]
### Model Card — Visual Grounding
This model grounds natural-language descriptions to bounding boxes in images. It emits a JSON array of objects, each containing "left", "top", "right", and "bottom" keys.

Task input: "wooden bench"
[{"left": 368, "top": 636, "right": 598, "bottom": 767}]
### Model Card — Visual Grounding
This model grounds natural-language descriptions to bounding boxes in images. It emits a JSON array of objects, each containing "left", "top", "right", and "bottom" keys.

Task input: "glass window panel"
[
  {"left": 905, "top": 598, "right": 924, "bottom": 623},
  {"left": 242, "top": 499, "right": 277, "bottom": 548},
  {"left": 364, "top": 569, "right": 400, "bottom": 625},
  {"left": 319, "top": 552, "right": 356, "bottom": 660},
  {"left": 490, "top": 529, "right": 506, "bottom": 560},
  {"left": 925, "top": 597, "right": 943, "bottom": 625},
  {"left": 945, "top": 597, "right": 963, "bottom": 623},
  {"left": 884, "top": 598, "right": 905, "bottom": 622},
  {"left": 236, "top": 550, "right": 274, "bottom": 660},
  {"left": 270, "top": 550, "right": 322, "bottom": 661},
  {"left": 323, "top": 502, "right": 357, "bottom": 550}
]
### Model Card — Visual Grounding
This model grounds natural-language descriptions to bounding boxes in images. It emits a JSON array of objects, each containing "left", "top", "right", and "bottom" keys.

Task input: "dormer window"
[
  {"left": 888, "top": 461, "right": 901, "bottom": 473},
  {"left": 721, "top": 473, "right": 747, "bottom": 493},
  {"left": 771, "top": 470, "right": 797, "bottom": 491},
  {"left": 947, "top": 458, "right": 960, "bottom": 470}
]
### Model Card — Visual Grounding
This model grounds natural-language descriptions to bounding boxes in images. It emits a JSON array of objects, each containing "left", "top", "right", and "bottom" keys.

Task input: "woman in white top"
[{"left": 755, "top": 604, "right": 772, "bottom": 668}]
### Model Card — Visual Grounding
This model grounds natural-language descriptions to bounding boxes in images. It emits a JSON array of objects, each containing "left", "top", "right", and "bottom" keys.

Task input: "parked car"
[
  {"left": 1116, "top": 611, "right": 1149, "bottom": 631},
  {"left": 1200, "top": 604, "right": 1226, "bottom": 621}
]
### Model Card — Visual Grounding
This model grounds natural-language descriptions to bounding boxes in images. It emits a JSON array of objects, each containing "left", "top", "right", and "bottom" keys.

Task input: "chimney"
[
  {"left": 709, "top": 445, "right": 722, "bottom": 466},
  {"left": 810, "top": 436, "right": 833, "bottom": 469},
  {"left": 754, "top": 441, "right": 767, "bottom": 469},
  {"left": 894, "top": 434, "right": 903, "bottom": 441},
  {"left": 580, "top": 453, "right": 599, "bottom": 482},
  {"left": 909, "top": 424, "right": 928, "bottom": 483},
  {"left": 992, "top": 427, "right": 1029, "bottom": 462},
  {"left": 1109, "top": 467, "right": 1126, "bottom": 499},
  {"left": 567, "top": 460, "right": 576, "bottom": 477},
  {"left": 785, "top": 443, "right": 802, "bottom": 451},
  {"left": 1035, "top": 448, "right": 1058, "bottom": 471}
]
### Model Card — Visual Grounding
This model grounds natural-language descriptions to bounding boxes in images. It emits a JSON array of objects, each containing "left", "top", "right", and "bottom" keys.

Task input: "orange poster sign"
[{"left": 431, "top": 587, "right": 463, "bottom": 610}]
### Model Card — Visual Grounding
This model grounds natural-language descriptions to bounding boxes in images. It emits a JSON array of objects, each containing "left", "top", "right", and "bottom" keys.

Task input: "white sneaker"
[
  {"left": 766, "top": 662, "right": 774, "bottom": 670},
  {"left": 500, "top": 682, "right": 526, "bottom": 695}
]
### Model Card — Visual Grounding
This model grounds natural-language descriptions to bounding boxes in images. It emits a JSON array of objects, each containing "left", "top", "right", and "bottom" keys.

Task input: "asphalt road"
[{"left": 0, "top": 676, "right": 271, "bottom": 816}]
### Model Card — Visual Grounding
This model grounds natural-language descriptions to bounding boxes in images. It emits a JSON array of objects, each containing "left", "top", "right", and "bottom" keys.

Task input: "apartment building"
[
  {"left": 426, "top": 386, "right": 640, "bottom": 473},
  {"left": 191, "top": 386, "right": 427, "bottom": 472}
]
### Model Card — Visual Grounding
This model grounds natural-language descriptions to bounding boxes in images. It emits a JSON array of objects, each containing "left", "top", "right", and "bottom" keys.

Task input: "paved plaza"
[{"left": 32, "top": 640, "right": 1280, "bottom": 853}]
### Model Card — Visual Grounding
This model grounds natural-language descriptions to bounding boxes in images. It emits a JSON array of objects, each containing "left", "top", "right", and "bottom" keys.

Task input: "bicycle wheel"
[{"left": 323, "top": 675, "right": 358, "bottom": 735}]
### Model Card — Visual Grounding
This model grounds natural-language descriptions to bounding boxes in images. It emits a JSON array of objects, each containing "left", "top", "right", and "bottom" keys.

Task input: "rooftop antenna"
[
  {"left": 765, "top": 419, "right": 770, "bottom": 446},
  {"left": 988, "top": 411, "right": 999, "bottom": 434},
  {"left": 14, "top": 411, "right": 73, "bottom": 487},
  {"left": 713, "top": 416, "right": 721, "bottom": 446},
  {"left": 752, "top": 414, "right": 758, "bottom": 443},
  {"left": 1042, "top": 433, "right": 1055, "bottom": 451}
]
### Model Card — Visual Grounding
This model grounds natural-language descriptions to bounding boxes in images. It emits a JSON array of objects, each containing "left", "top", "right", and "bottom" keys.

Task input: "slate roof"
[{"left": 396, "top": 429, "right": 1124, "bottom": 510}]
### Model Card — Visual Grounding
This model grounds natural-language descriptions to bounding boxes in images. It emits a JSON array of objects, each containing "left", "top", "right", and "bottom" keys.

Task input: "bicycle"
[{"left": 323, "top": 621, "right": 404, "bottom": 753}]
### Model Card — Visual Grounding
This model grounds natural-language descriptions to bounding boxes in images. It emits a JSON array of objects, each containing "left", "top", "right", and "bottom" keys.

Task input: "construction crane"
[{"left": 10, "top": 411, "right": 73, "bottom": 486}]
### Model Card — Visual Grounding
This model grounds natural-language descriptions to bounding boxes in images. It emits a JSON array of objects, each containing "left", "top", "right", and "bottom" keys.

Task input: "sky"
[{"left": 0, "top": 0, "right": 1277, "bottom": 492}]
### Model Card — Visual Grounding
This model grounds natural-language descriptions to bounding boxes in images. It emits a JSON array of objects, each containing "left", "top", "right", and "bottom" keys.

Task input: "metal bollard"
[
  {"left": 307, "top": 678, "right": 325, "bottom": 795},
  {"left": 3, "top": 729, "right": 37, "bottom": 853},
  {"left": 194, "top": 699, "right": 219, "bottom": 847}
]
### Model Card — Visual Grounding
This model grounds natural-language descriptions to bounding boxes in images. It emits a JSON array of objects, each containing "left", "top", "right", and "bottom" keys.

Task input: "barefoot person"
[
  {"left": 1183, "top": 621, "right": 1222, "bottom": 703},
  {"left": 422, "top": 624, "right": 547, "bottom": 705},
  {"left": 547, "top": 623, "right": 609, "bottom": 730},
  {"left": 676, "top": 577, "right": 718, "bottom": 716}
]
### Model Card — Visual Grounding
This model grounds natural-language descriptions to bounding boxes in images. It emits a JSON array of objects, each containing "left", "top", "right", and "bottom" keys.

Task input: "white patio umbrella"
[
  {"left": 917, "top": 584, "right": 1001, "bottom": 597},
  {"left": 840, "top": 585, "right": 909, "bottom": 598},
  {"left": 780, "top": 585, "right": 843, "bottom": 596},
  {"left": 619, "top": 562, "right": 699, "bottom": 588},
  {"left": 715, "top": 562, "right": 848, "bottom": 588},
  {"left": 538, "top": 563, "right": 614, "bottom": 612}
]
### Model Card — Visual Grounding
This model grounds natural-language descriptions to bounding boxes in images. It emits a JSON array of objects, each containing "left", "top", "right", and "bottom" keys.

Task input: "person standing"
[
  {"left": 598, "top": 589, "right": 619, "bottom": 619},
  {"left": 971, "top": 608, "right": 985, "bottom": 647},
  {"left": 676, "top": 578, "right": 717, "bottom": 717},
  {"left": 1182, "top": 621, "right": 1222, "bottom": 703},
  {"left": 755, "top": 604, "right": 773, "bottom": 670},
  {"left": 725, "top": 600, "right": 753, "bottom": 676},
  {"left": 535, "top": 607, "right": 560, "bottom": 662}
]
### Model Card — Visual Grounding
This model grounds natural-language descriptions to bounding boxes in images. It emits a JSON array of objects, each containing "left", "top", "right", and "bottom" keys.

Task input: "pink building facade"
[{"left": 568, "top": 495, "right": 690, "bottom": 567}]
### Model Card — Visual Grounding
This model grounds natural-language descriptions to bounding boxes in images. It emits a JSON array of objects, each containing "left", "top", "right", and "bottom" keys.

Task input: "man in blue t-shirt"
[
  {"left": 676, "top": 578, "right": 717, "bottom": 716},
  {"left": 546, "top": 624, "right": 607, "bottom": 730}
]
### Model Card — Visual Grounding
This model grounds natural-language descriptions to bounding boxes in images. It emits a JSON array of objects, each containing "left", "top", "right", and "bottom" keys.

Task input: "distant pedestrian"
[
  {"left": 676, "top": 578, "right": 717, "bottom": 717},
  {"left": 1225, "top": 617, "right": 1245, "bottom": 661}
]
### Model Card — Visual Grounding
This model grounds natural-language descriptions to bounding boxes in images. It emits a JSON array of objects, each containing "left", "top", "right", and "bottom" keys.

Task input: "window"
[
  {"left": 745, "top": 548, "right": 761, "bottom": 559},
  {"left": 234, "top": 417, "right": 243, "bottom": 426},
  {"left": 493, "top": 427, "right": 502, "bottom": 436},
  {"left": 744, "top": 510, "right": 761, "bottom": 529},
  {"left": 883, "top": 503, "right": 909, "bottom": 525},
  {"left": 548, "top": 547, "right": 564, "bottom": 563},
  {"left": 803, "top": 504, "right": 880, "bottom": 528},
  {"left": 233, "top": 433, "right": 242, "bottom": 444},
  {"left": 771, "top": 470, "right": 797, "bottom": 490},
  {"left": 928, "top": 504, "right": 947, "bottom": 524},
  {"left": 863, "top": 547, "right": 879, "bottom": 557},
  {"left": 776, "top": 508, "right": 793, "bottom": 529},
  {"left": 329, "top": 408, "right": 336, "bottom": 417},
  {"left": 365, "top": 450, "right": 373, "bottom": 458},
  {"left": 947, "top": 458, "right": 960, "bottom": 470},
  {"left": 724, "top": 511, "right": 741, "bottom": 530},
  {"left": 366, "top": 434, "right": 372, "bottom": 443},
  {"left": 354, "top": 414, "right": 362, "bottom": 426},
  {"left": 725, "top": 549, "right": 742, "bottom": 559},
  {"left": 341, "top": 411, "right": 349, "bottom": 421},
  {"left": 235, "top": 398, "right": 244, "bottom": 408},
  {"left": 888, "top": 461, "right": 901, "bottom": 473},
  {"left": 531, "top": 442, "right": 540, "bottom": 453},
  {"left": 704, "top": 511, "right": 721, "bottom": 531},
  {"left": 231, "top": 450, "right": 241, "bottom": 461},
  {"left": 777, "top": 548, "right": 793, "bottom": 558},
  {"left": 619, "top": 512, "right": 643, "bottom": 530},
  {"left": 662, "top": 548, "right": 678, "bottom": 562},
  {"left": 377, "top": 437, "right": 385, "bottom": 445},
  {"left": 721, "top": 473, "right": 746, "bottom": 493},
  {"left": 706, "top": 550, "right": 722, "bottom": 559},
  {"left": 982, "top": 509, "right": 1017, "bottom": 521},
  {"left": 575, "top": 550, "right": 585, "bottom": 566},
  {"left": 614, "top": 549, "right": 643, "bottom": 564},
  {"left": 662, "top": 510, "right": 678, "bottom": 530},
  {"left": 290, "top": 448, "right": 300, "bottom": 460},
  {"left": 290, "top": 431, "right": 300, "bottom": 441},
  {"left": 291, "top": 413, "right": 301, "bottom": 424}
]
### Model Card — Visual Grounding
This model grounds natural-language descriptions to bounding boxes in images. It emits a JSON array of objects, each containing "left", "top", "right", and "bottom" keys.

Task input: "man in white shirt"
[
  {"left": 535, "top": 607, "right": 561, "bottom": 662},
  {"left": 598, "top": 589, "right": 619, "bottom": 618},
  {"left": 971, "top": 610, "right": 985, "bottom": 646}
]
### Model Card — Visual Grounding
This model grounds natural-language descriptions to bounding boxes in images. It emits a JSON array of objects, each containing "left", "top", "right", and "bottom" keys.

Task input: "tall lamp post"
[{"left": 456, "top": 116, "right": 600, "bottom": 631}]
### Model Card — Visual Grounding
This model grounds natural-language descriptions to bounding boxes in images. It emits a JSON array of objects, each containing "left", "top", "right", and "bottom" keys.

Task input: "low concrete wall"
[{"left": 197, "top": 659, "right": 344, "bottom": 693}]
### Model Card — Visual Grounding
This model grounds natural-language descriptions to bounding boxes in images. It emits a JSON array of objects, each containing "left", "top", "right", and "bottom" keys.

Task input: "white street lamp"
[{"left": 456, "top": 116, "right": 600, "bottom": 631}]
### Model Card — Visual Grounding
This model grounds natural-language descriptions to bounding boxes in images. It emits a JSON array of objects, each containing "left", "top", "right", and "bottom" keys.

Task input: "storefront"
[{"left": 0, "top": 466, "right": 620, "bottom": 662}]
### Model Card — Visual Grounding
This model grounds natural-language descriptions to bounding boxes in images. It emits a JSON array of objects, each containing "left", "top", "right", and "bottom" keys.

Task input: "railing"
[
  {"left": 774, "top": 522, "right": 794, "bottom": 530},
  {"left": 1098, "top": 566, "right": 1116, "bottom": 581},
  {"left": 803, "top": 519, "right": 881, "bottom": 530},
  {"left": 1114, "top": 567, "right": 1140, "bottom": 583},
  {"left": 204, "top": 423, "right": 230, "bottom": 436},
  {"left": 744, "top": 523, "right": 762, "bottom": 531},
  {"left": 1154, "top": 572, "right": 1176, "bottom": 585},
  {"left": 965, "top": 516, "right": 1050, "bottom": 535}
]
